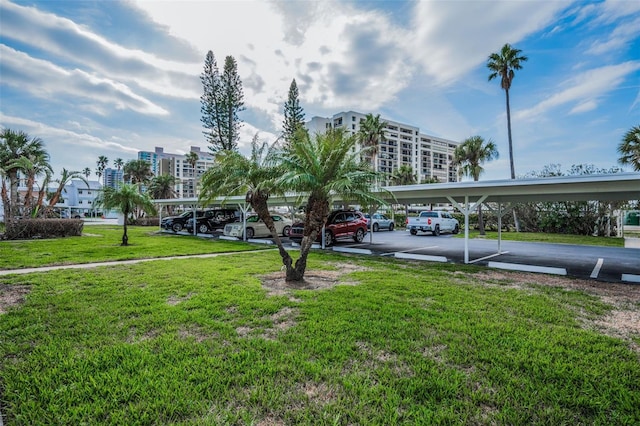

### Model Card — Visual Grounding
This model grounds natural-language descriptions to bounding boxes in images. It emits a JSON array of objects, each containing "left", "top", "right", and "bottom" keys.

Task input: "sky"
[{"left": 1, "top": 0, "right": 639, "bottom": 182}]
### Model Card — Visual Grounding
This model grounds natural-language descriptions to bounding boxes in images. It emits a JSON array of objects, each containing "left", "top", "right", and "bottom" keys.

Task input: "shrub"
[
  {"left": 3, "top": 219, "right": 83, "bottom": 240},
  {"left": 130, "top": 217, "right": 160, "bottom": 226}
]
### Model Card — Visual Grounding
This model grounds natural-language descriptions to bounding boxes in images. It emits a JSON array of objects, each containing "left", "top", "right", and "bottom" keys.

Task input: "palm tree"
[
  {"left": 95, "top": 155, "right": 108, "bottom": 183},
  {"left": 82, "top": 167, "right": 91, "bottom": 179},
  {"left": 47, "top": 169, "right": 89, "bottom": 210},
  {"left": 113, "top": 158, "right": 124, "bottom": 171},
  {"left": 148, "top": 175, "right": 178, "bottom": 200},
  {"left": 487, "top": 44, "right": 527, "bottom": 180},
  {"left": 123, "top": 160, "right": 153, "bottom": 186},
  {"left": 618, "top": 125, "right": 640, "bottom": 171},
  {"left": 277, "top": 128, "right": 388, "bottom": 281},
  {"left": 0, "top": 128, "right": 49, "bottom": 218},
  {"left": 357, "top": 113, "right": 387, "bottom": 173},
  {"left": 452, "top": 135, "right": 499, "bottom": 235},
  {"left": 96, "top": 183, "right": 156, "bottom": 246},
  {"left": 391, "top": 165, "right": 416, "bottom": 185},
  {"left": 7, "top": 153, "right": 53, "bottom": 216},
  {"left": 200, "top": 133, "right": 287, "bottom": 254}
]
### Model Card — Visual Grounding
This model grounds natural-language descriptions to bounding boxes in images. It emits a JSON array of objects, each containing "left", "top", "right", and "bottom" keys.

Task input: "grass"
[
  {"left": 0, "top": 225, "right": 268, "bottom": 270},
  {"left": 1, "top": 239, "right": 639, "bottom": 424},
  {"left": 456, "top": 230, "right": 625, "bottom": 247}
]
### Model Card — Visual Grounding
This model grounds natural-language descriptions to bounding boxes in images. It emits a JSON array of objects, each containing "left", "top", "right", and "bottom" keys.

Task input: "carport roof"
[{"left": 152, "top": 173, "right": 640, "bottom": 207}]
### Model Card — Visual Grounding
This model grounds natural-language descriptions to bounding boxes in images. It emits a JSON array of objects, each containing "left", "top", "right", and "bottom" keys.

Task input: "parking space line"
[
  {"left": 468, "top": 251, "right": 509, "bottom": 264},
  {"left": 590, "top": 258, "right": 604, "bottom": 278},
  {"left": 395, "top": 253, "right": 447, "bottom": 262},
  {"left": 488, "top": 262, "right": 567, "bottom": 275},
  {"left": 621, "top": 274, "right": 640, "bottom": 283}
]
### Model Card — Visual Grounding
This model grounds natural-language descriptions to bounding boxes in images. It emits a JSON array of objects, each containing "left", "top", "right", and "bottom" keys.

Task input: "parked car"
[
  {"left": 185, "top": 209, "right": 240, "bottom": 234},
  {"left": 223, "top": 214, "right": 292, "bottom": 239},
  {"left": 364, "top": 213, "right": 395, "bottom": 232},
  {"left": 161, "top": 210, "right": 204, "bottom": 232},
  {"left": 289, "top": 209, "right": 368, "bottom": 246},
  {"left": 406, "top": 211, "right": 459, "bottom": 236}
]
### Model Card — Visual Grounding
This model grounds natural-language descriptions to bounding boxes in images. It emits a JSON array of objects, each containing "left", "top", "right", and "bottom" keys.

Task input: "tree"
[
  {"left": 282, "top": 79, "right": 306, "bottom": 146},
  {"left": 0, "top": 128, "right": 49, "bottom": 218},
  {"left": 618, "top": 125, "right": 640, "bottom": 171},
  {"left": 357, "top": 113, "right": 387, "bottom": 173},
  {"left": 200, "top": 52, "right": 244, "bottom": 153},
  {"left": 82, "top": 167, "right": 91, "bottom": 179},
  {"left": 452, "top": 135, "right": 499, "bottom": 235},
  {"left": 7, "top": 153, "right": 52, "bottom": 217},
  {"left": 148, "top": 175, "right": 178, "bottom": 200},
  {"left": 96, "top": 155, "right": 108, "bottom": 183},
  {"left": 123, "top": 160, "right": 153, "bottom": 186},
  {"left": 113, "top": 158, "right": 124, "bottom": 171},
  {"left": 200, "top": 132, "right": 288, "bottom": 257},
  {"left": 47, "top": 169, "right": 89, "bottom": 209},
  {"left": 390, "top": 165, "right": 417, "bottom": 186},
  {"left": 277, "top": 128, "right": 388, "bottom": 282},
  {"left": 487, "top": 44, "right": 527, "bottom": 180},
  {"left": 96, "top": 183, "right": 156, "bottom": 246}
]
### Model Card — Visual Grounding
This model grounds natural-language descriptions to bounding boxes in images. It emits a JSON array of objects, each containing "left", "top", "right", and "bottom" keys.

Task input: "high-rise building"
[
  {"left": 103, "top": 168, "right": 124, "bottom": 189},
  {"left": 138, "top": 146, "right": 215, "bottom": 198},
  {"left": 307, "top": 111, "right": 460, "bottom": 184}
]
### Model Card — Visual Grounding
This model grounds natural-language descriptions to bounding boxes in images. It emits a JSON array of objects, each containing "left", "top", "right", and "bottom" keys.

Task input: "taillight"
[
  {"left": 405, "top": 218, "right": 409, "bottom": 225},
  {"left": 427, "top": 218, "right": 432, "bottom": 225}
]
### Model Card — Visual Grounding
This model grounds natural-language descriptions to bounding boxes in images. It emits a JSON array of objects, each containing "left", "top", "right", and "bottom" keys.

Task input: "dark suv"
[
  {"left": 161, "top": 210, "right": 205, "bottom": 232},
  {"left": 185, "top": 209, "right": 240, "bottom": 234},
  {"left": 289, "top": 209, "right": 368, "bottom": 246}
]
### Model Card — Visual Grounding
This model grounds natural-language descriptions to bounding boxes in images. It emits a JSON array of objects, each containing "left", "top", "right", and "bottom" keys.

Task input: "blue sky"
[{"left": 1, "top": 0, "right": 639, "bottom": 181}]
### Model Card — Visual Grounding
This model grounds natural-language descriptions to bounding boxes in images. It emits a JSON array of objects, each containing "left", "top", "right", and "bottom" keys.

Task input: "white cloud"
[
  {"left": 514, "top": 61, "right": 640, "bottom": 121},
  {"left": 586, "top": 16, "right": 640, "bottom": 55},
  {"left": 0, "top": 45, "right": 169, "bottom": 116}
]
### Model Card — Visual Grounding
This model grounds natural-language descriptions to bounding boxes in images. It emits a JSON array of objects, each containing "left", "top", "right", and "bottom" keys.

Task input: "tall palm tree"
[
  {"left": 113, "top": 158, "right": 124, "bottom": 171},
  {"left": 7, "top": 153, "right": 52, "bottom": 216},
  {"left": 200, "top": 133, "right": 287, "bottom": 253},
  {"left": 123, "top": 160, "right": 153, "bottom": 186},
  {"left": 487, "top": 44, "right": 527, "bottom": 180},
  {"left": 96, "top": 183, "right": 156, "bottom": 246},
  {"left": 391, "top": 165, "right": 416, "bottom": 185},
  {"left": 82, "top": 167, "right": 91, "bottom": 179},
  {"left": 618, "top": 125, "right": 640, "bottom": 171},
  {"left": 357, "top": 113, "right": 387, "bottom": 173},
  {"left": 47, "top": 169, "right": 89, "bottom": 210},
  {"left": 277, "top": 127, "right": 388, "bottom": 281},
  {"left": 96, "top": 155, "right": 108, "bottom": 183},
  {"left": 148, "top": 175, "right": 178, "bottom": 200},
  {"left": 0, "top": 128, "right": 49, "bottom": 218},
  {"left": 452, "top": 135, "right": 499, "bottom": 235}
]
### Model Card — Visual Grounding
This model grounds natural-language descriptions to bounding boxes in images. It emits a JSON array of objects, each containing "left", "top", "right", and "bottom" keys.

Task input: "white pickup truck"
[{"left": 406, "top": 211, "right": 459, "bottom": 236}]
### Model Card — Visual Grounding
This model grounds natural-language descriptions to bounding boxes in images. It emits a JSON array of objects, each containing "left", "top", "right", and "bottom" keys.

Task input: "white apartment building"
[
  {"left": 307, "top": 111, "right": 460, "bottom": 184},
  {"left": 139, "top": 146, "right": 215, "bottom": 198}
]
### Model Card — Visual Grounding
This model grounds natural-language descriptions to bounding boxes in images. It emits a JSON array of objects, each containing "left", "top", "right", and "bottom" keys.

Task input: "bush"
[
  {"left": 3, "top": 219, "right": 83, "bottom": 240},
  {"left": 130, "top": 217, "right": 160, "bottom": 226}
]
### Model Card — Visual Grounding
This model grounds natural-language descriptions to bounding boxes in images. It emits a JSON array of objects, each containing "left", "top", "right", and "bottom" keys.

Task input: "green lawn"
[
  {"left": 456, "top": 230, "right": 625, "bottom": 247},
  {"left": 1, "top": 241, "right": 639, "bottom": 424},
  {"left": 0, "top": 225, "right": 268, "bottom": 270}
]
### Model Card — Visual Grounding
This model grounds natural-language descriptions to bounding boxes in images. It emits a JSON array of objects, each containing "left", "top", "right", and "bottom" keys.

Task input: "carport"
[{"left": 381, "top": 173, "right": 640, "bottom": 263}]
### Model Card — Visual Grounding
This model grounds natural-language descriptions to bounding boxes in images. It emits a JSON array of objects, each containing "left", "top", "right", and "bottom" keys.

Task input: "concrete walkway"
[{"left": 0, "top": 250, "right": 274, "bottom": 276}]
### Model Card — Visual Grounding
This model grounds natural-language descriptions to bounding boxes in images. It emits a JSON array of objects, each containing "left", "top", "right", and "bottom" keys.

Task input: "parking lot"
[{"left": 166, "top": 227, "right": 640, "bottom": 285}]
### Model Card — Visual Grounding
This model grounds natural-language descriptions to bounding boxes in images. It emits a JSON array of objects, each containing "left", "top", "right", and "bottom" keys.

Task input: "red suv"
[{"left": 289, "top": 209, "right": 368, "bottom": 246}]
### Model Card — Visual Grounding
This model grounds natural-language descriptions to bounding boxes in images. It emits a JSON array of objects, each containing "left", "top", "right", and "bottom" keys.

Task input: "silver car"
[{"left": 365, "top": 213, "right": 395, "bottom": 232}]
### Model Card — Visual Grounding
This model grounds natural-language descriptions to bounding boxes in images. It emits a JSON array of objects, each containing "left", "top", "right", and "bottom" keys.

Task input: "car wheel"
[
  {"left": 433, "top": 225, "right": 440, "bottom": 236},
  {"left": 373, "top": 223, "right": 379, "bottom": 232},
  {"left": 172, "top": 223, "right": 183, "bottom": 232},
  {"left": 246, "top": 227, "right": 255, "bottom": 239},
  {"left": 453, "top": 224, "right": 459, "bottom": 234},
  {"left": 389, "top": 222, "right": 394, "bottom": 231},
  {"left": 354, "top": 228, "right": 365, "bottom": 243},
  {"left": 282, "top": 225, "right": 291, "bottom": 237},
  {"left": 198, "top": 223, "right": 209, "bottom": 234},
  {"left": 410, "top": 229, "right": 417, "bottom": 235},
  {"left": 324, "top": 230, "right": 333, "bottom": 246}
]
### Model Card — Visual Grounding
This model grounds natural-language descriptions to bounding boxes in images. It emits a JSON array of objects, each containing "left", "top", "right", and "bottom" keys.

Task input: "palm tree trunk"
[
  {"left": 249, "top": 191, "right": 294, "bottom": 271},
  {"left": 505, "top": 88, "right": 521, "bottom": 232},
  {"left": 9, "top": 170, "right": 19, "bottom": 216}
]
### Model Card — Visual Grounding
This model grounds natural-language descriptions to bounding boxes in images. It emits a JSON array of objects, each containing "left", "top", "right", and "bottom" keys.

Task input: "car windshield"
[{"left": 247, "top": 216, "right": 259, "bottom": 223}]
